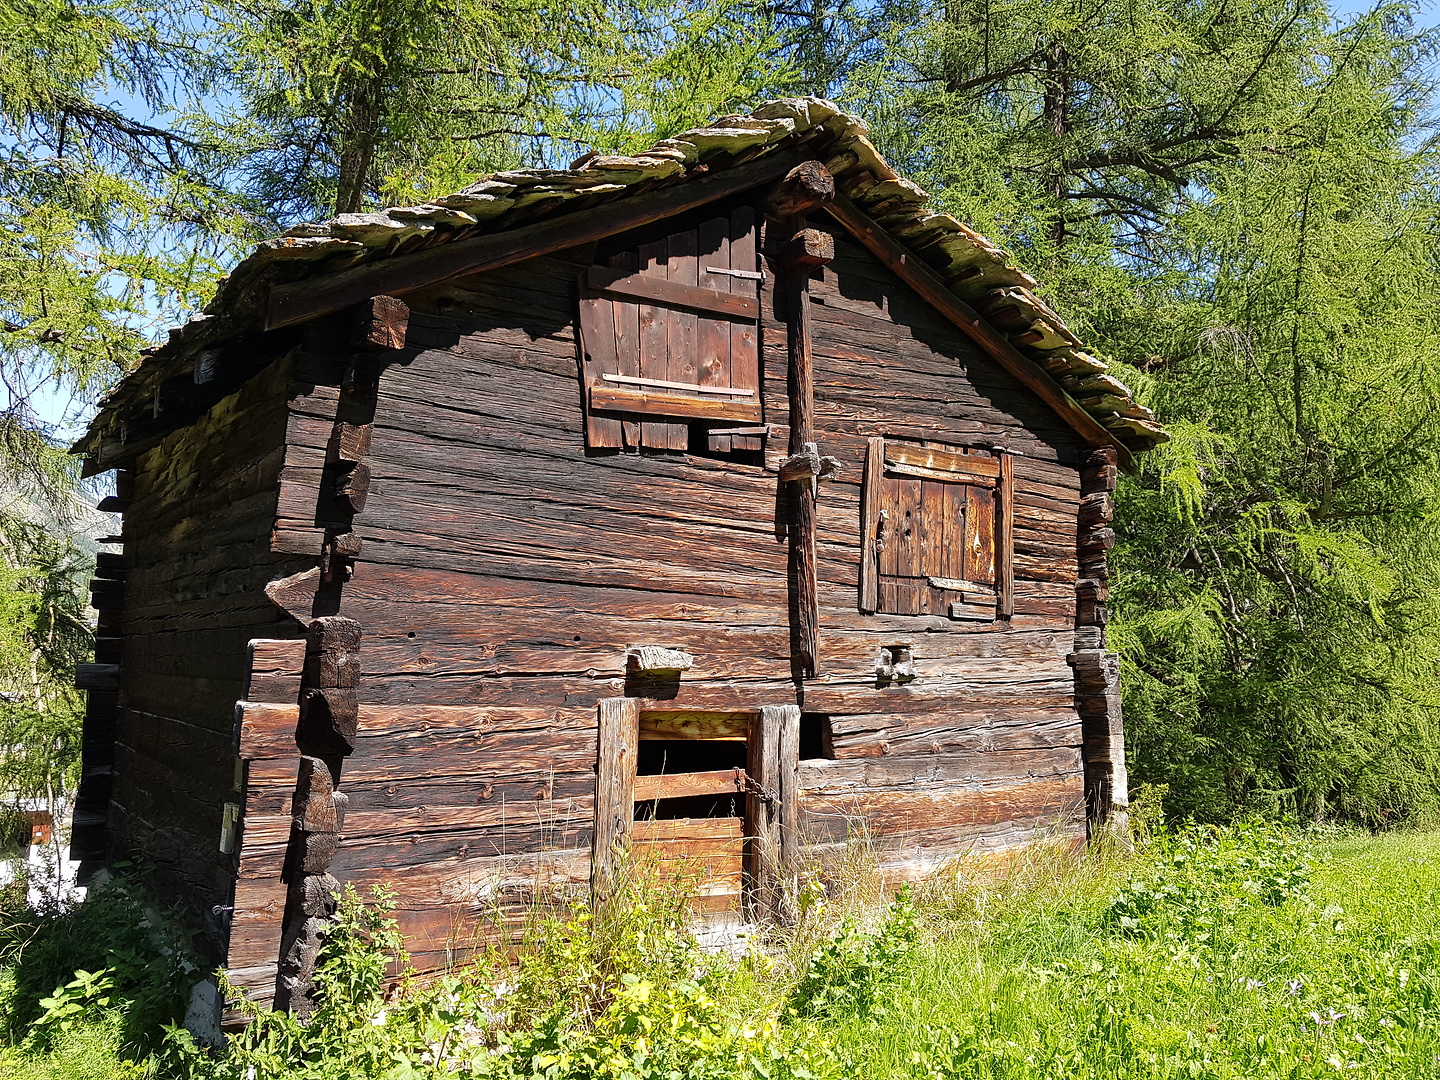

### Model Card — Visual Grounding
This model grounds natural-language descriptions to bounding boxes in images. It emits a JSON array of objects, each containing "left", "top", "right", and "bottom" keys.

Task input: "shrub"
[
  {"left": 162, "top": 878, "right": 845, "bottom": 1080},
  {"left": 0, "top": 867, "right": 199, "bottom": 1055}
]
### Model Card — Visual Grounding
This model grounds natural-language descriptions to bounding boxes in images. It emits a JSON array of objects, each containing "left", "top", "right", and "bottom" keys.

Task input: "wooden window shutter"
[
  {"left": 859, "top": 439, "right": 1014, "bottom": 620},
  {"left": 577, "top": 207, "right": 762, "bottom": 451}
]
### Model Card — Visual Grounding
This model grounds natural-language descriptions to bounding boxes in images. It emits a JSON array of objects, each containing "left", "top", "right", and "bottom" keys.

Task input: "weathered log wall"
[
  {"left": 248, "top": 218, "right": 1090, "bottom": 971},
  {"left": 105, "top": 357, "right": 307, "bottom": 953}
]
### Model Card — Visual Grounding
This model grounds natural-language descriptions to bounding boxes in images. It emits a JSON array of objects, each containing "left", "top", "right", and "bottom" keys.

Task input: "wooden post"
[
  {"left": 745, "top": 704, "right": 800, "bottom": 920},
  {"left": 767, "top": 162, "right": 835, "bottom": 680},
  {"left": 592, "top": 697, "right": 639, "bottom": 899}
]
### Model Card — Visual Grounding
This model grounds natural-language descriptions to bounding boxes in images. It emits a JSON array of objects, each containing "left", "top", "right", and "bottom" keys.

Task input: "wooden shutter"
[
  {"left": 859, "top": 439, "right": 1014, "bottom": 620},
  {"left": 578, "top": 207, "right": 762, "bottom": 451}
]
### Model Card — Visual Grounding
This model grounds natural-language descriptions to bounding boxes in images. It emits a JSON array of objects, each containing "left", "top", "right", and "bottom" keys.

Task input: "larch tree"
[{"left": 843, "top": 0, "right": 1440, "bottom": 822}]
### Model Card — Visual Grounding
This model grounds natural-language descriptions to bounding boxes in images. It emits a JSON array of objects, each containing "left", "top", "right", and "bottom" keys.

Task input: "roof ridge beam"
[{"left": 265, "top": 147, "right": 814, "bottom": 332}]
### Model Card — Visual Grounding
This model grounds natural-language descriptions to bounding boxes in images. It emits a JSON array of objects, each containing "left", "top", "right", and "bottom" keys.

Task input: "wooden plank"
[
  {"left": 998, "top": 452, "right": 1015, "bottom": 619},
  {"left": 940, "top": 478, "right": 963, "bottom": 583},
  {"left": 859, "top": 437, "right": 883, "bottom": 613},
  {"left": 883, "top": 460, "right": 996, "bottom": 485},
  {"left": 592, "top": 697, "right": 638, "bottom": 898},
  {"left": 577, "top": 286, "right": 624, "bottom": 448},
  {"left": 588, "top": 384, "right": 763, "bottom": 424},
  {"left": 588, "top": 264, "right": 757, "bottom": 319},
  {"left": 238, "top": 701, "right": 299, "bottom": 761},
  {"left": 266, "top": 148, "right": 812, "bottom": 331},
  {"left": 636, "top": 235, "right": 675, "bottom": 449},
  {"left": 775, "top": 704, "right": 800, "bottom": 872},
  {"left": 667, "top": 230, "right": 699, "bottom": 413},
  {"left": 698, "top": 214, "right": 735, "bottom": 452},
  {"left": 967, "top": 484, "right": 997, "bottom": 585},
  {"left": 821, "top": 193, "right": 1132, "bottom": 468},
  {"left": 609, "top": 250, "right": 642, "bottom": 448},
  {"left": 918, "top": 481, "right": 942, "bottom": 615},
  {"left": 633, "top": 767, "right": 745, "bottom": 802},
  {"left": 601, "top": 373, "right": 753, "bottom": 396},
  {"left": 633, "top": 815, "right": 744, "bottom": 845},
  {"left": 885, "top": 443, "right": 1000, "bottom": 479},
  {"left": 639, "top": 711, "right": 752, "bottom": 741},
  {"left": 728, "top": 206, "right": 761, "bottom": 452}
]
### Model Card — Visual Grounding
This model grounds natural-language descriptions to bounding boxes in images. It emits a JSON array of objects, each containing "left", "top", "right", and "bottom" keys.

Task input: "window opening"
[
  {"left": 799, "top": 713, "right": 835, "bottom": 760},
  {"left": 577, "top": 206, "right": 763, "bottom": 454}
]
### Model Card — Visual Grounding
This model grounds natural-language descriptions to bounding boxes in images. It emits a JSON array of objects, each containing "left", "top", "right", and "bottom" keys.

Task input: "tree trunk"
[{"left": 1043, "top": 41, "right": 1070, "bottom": 247}]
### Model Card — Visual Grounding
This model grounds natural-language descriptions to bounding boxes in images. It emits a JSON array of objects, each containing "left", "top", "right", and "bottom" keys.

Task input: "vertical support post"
[
  {"left": 767, "top": 161, "right": 835, "bottom": 680},
  {"left": 269, "top": 294, "right": 406, "bottom": 1015},
  {"left": 592, "top": 697, "right": 639, "bottom": 899},
  {"left": 745, "top": 704, "right": 800, "bottom": 921},
  {"left": 859, "top": 437, "right": 884, "bottom": 613}
]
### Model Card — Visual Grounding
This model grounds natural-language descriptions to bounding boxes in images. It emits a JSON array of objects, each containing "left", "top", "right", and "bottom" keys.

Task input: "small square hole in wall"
[{"left": 799, "top": 713, "right": 835, "bottom": 760}]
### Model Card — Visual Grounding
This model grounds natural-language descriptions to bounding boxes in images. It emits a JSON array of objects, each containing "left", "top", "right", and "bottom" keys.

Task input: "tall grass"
[{"left": 7, "top": 824, "right": 1440, "bottom": 1077}]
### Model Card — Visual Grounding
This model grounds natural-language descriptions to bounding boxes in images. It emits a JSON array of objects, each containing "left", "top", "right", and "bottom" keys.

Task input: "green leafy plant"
[
  {"left": 1103, "top": 821, "right": 1311, "bottom": 942},
  {"left": 789, "top": 885, "right": 919, "bottom": 1021}
]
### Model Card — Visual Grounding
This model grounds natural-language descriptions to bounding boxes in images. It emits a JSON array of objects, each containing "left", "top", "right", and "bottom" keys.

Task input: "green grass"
[
  {"left": 7, "top": 826, "right": 1440, "bottom": 1078},
  {"left": 828, "top": 827, "right": 1440, "bottom": 1079}
]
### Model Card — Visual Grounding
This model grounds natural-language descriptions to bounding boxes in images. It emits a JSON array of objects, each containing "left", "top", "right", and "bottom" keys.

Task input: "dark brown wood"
[
  {"left": 79, "top": 151, "right": 1142, "bottom": 998},
  {"left": 588, "top": 265, "right": 758, "bottom": 319},
  {"left": 859, "top": 437, "right": 883, "bottom": 613},
  {"left": 765, "top": 161, "right": 835, "bottom": 220},
  {"left": 335, "top": 422, "right": 373, "bottom": 463},
  {"left": 589, "top": 384, "right": 762, "bottom": 424},
  {"left": 823, "top": 193, "right": 1132, "bottom": 469},
  {"left": 333, "top": 461, "right": 371, "bottom": 513},
  {"left": 592, "top": 697, "right": 638, "bottom": 898},
  {"left": 998, "top": 452, "right": 1015, "bottom": 619},
  {"left": 266, "top": 148, "right": 811, "bottom": 331},
  {"left": 885, "top": 443, "right": 1000, "bottom": 479},
  {"left": 773, "top": 184, "right": 834, "bottom": 680},
  {"left": 355, "top": 295, "right": 410, "bottom": 351},
  {"left": 726, "top": 206, "right": 761, "bottom": 452},
  {"left": 777, "top": 228, "right": 835, "bottom": 272}
]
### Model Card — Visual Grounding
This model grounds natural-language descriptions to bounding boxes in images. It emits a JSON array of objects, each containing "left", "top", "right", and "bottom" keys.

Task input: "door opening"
[{"left": 593, "top": 702, "right": 799, "bottom": 918}]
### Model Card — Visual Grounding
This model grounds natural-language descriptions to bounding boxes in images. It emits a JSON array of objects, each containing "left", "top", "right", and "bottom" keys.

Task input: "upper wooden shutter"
[
  {"left": 859, "top": 439, "right": 1015, "bottom": 620},
  {"left": 578, "top": 207, "right": 762, "bottom": 452}
]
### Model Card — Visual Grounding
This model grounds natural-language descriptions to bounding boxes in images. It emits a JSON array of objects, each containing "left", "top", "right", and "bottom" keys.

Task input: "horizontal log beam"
[
  {"left": 266, "top": 148, "right": 812, "bottom": 332},
  {"left": 822, "top": 194, "right": 1133, "bottom": 469}
]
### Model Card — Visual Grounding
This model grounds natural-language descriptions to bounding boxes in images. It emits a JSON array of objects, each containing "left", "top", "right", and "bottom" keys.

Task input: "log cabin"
[{"left": 68, "top": 97, "right": 1166, "bottom": 1014}]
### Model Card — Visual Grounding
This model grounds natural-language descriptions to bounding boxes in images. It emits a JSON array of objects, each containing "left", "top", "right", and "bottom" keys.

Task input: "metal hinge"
[{"left": 705, "top": 266, "right": 765, "bottom": 282}]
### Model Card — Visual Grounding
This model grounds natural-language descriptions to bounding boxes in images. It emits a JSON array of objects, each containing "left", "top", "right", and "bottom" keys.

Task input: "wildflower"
[
  {"left": 1287, "top": 979, "right": 1304, "bottom": 996},
  {"left": 1242, "top": 978, "right": 1265, "bottom": 991}
]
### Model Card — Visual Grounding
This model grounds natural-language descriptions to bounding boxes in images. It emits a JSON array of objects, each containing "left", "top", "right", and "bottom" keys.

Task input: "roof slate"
[{"left": 76, "top": 97, "right": 1166, "bottom": 459}]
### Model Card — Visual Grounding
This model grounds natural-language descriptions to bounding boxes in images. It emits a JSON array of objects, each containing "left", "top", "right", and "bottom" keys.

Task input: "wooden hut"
[{"left": 68, "top": 98, "right": 1166, "bottom": 1013}]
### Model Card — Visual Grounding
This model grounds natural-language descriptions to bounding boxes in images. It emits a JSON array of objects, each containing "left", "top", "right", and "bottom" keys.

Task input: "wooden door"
[{"left": 593, "top": 702, "right": 798, "bottom": 917}]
